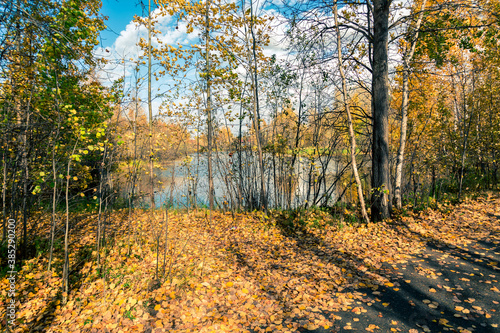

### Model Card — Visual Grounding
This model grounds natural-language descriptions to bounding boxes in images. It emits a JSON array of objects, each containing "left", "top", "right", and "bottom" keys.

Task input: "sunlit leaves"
[{"left": 2, "top": 138, "right": 499, "bottom": 333}]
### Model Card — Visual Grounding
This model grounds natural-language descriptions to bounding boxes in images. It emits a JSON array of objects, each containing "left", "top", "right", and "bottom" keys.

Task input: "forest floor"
[{"left": 1, "top": 193, "right": 499, "bottom": 333}]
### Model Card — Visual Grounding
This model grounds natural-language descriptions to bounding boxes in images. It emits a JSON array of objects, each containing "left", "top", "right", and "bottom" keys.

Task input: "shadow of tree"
[
  {"left": 377, "top": 217, "right": 500, "bottom": 333},
  {"left": 223, "top": 209, "right": 500, "bottom": 332}
]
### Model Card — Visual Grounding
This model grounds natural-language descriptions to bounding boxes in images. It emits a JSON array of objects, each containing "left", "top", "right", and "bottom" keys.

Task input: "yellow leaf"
[
  {"left": 241, "top": 288, "right": 249, "bottom": 294},
  {"left": 154, "top": 304, "right": 161, "bottom": 311},
  {"left": 382, "top": 303, "right": 390, "bottom": 307},
  {"left": 366, "top": 324, "right": 379, "bottom": 331},
  {"left": 169, "top": 291, "right": 176, "bottom": 299},
  {"left": 226, "top": 282, "right": 233, "bottom": 287}
]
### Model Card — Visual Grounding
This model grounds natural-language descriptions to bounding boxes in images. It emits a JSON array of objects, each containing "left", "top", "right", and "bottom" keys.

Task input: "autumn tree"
[
  {"left": 278, "top": 0, "right": 393, "bottom": 219},
  {"left": 0, "top": 0, "right": 112, "bottom": 303},
  {"left": 390, "top": 0, "right": 500, "bottom": 204},
  {"left": 393, "top": 0, "right": 428, "bottom": 209}
]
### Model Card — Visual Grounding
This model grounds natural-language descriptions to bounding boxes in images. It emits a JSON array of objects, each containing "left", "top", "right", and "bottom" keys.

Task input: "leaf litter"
[{"left": 0, "top": 195, "right": 498, "bottom": 332}]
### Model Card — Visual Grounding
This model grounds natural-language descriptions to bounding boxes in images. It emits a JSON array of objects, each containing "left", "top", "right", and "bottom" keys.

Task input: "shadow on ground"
[{"left": 226, "top": 204, "right": 500, "bottom": 333}]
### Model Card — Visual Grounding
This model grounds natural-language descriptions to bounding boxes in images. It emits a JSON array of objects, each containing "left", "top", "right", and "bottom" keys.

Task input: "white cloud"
[
  {"left": 114, "top": 20, "right": 146, "bottom": 59},
  {"left": 262, "top": 11, "right": 289, "bottom": 61},
  {"left": 94, "top": 7, "right": 205, "bottom": 118},
  {"left": 96, "top": 8, "right": 200, "bottom": 83}
]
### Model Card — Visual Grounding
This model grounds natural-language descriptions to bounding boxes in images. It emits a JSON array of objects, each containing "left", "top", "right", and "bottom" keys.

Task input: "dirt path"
[{"left": 321, "top": 199, "right": 500, "bottom": 333}]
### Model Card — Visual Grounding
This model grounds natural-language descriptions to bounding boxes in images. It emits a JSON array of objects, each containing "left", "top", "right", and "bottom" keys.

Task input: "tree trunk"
[
  {"left": 127, "top": 79, "right": 139, "bottom": 255},
  {"left": 371, "top": 0, "right": 392, "bottom": 221},
  {"left": 62, "top": 160, "right": 70, "bottom": 304},
  {"left": 48, "top": 96, "right": 62, "bottom": 271},
  {"left": 394, "top": 0, "right": 427, "bottom": 209},
  {"left": 62, "top": 139, "right": 78, "bottom": 304},
  {"left": 48, "top": 144, "right": 58, "bottom": 271},
  {"left": 96, "top": 145, "right": 106, "bottom": 266},
  {"left": 334, "top": 3, "right": 369, "bottom": 224},
  {"left": 162, "top": 209, "right": 168, "bottom": 280},
  {"left": 148, "top": 0, "right": 155, "bottom": 212},
  {"left": 394, "top": 65, "right": 410, "bottom": 210},
  {"left": 249, "top": 0, "right": 267, "bottom": 210},
  {"left": 206, "top": 0, "right": 214, "bottom": 221}
]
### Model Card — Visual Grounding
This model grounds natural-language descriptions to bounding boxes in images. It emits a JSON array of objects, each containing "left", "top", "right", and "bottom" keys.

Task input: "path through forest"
[{"left": 323, "top": 204, "right": 500, "bottom": 333}]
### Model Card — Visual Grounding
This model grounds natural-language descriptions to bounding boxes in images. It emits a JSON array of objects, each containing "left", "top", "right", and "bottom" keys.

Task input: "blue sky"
[
  {"left": 99, "top": 0, "right": 154, "bottom": 49},
  {"left": 94, "top": 0, "right": 289, "bottom": 116},
  {"left": 95, "top": 0, "right": 288, "bottom": 86},
  {"left": 95, "top": 0, "right": 203, "bottom": 114}
]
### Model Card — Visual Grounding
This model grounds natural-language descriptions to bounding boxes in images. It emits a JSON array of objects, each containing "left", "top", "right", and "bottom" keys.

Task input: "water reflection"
[{"left": 130, "top": 152, "right": 341, "bottom": 209}]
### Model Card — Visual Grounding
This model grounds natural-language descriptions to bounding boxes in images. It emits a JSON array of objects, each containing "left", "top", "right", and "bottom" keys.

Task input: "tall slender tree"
[
  {"left": 334, "top": 2, "right": 369, "bottom": 224},
  {"left": 394, "top": 0, "right": 427, "bottom": 209}
]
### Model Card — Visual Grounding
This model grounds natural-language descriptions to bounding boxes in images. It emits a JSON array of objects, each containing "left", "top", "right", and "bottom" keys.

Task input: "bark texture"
[{"left": 371, "top": 0, "right": 391, "bottom": 221}]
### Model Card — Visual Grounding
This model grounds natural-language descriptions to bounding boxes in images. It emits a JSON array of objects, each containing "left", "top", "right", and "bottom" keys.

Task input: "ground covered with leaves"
[{"left": 1, "top": 194, "right": 499, "bottom": 332}]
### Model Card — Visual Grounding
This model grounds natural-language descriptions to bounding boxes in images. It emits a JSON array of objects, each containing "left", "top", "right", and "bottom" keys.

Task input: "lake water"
[{"left": 143, "top": 152, "right": 342, "bottom": 210}]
